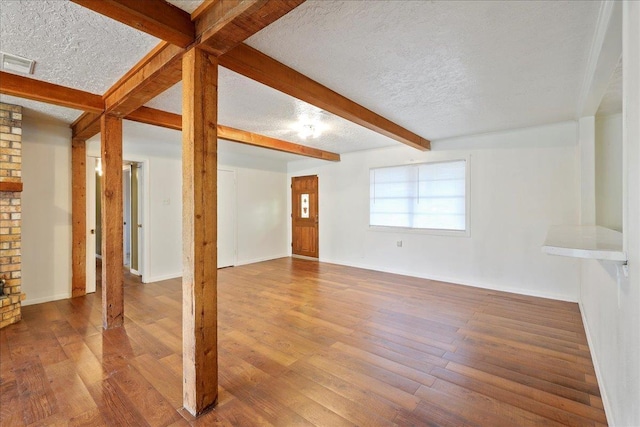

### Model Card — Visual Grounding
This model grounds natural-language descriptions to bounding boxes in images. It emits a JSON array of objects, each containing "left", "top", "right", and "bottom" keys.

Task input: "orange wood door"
[{"left": 292, "top": 175, "right": 319, "bottom": 258}]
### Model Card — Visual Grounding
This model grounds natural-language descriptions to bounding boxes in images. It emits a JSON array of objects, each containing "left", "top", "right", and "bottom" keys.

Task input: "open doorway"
[
  {"left": 122, "top": 162, "right": 142, "bottom": 274},
  {"left": 89, "top": 157, "right": 145, "bottom": 292}
]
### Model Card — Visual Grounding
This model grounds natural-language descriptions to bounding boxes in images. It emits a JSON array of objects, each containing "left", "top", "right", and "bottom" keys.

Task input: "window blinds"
[{"left": 370, "top": 160, "right": 466, "bottom": 231}]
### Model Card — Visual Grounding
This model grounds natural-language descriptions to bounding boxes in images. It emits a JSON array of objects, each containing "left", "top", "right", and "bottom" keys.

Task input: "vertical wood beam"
[
  {"left": 71, "top": 138, "right": 87, "bottom": 297},
  {"left": 182, "top": 47, "right": 218, "bottom": 415},
  {"left": 101, "top": 115, "right": 124, "bottom": 329}
]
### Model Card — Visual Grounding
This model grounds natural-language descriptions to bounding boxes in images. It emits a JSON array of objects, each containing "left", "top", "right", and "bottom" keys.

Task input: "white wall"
[
  {"left": 87, "top": 132, "right": 184, "bottom": 283},
  {"left": 86, "top": 121, "right": 289, "bottom": 282},
  {"left": 595, "top": 113, "right": 623, "bottom": 231},
  {"left": 20, "top": 118, "right": 288, "bottom": 303},
  {"left": 580, "top": 3, "right": 640, "bottom": 426},
  {"left": 235, "top": 167, "right": 288, "bottom": 265},
  {"left": 288, "top": 121, "right": 581, "bottom": 301},
  {"left": 21, "top": 115, "right": 72, "bottom": 305},
  {"left": 144, "top": 156, "right": 183, "bottom": 282}
]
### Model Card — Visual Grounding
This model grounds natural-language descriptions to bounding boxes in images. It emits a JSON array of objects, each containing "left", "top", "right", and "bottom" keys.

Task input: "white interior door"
[
  {"left": 218, "top": 169, "right": 236, "bottom": 268},
  {"left": 86, "top": 157, "right": 96, "bottom": 294}
]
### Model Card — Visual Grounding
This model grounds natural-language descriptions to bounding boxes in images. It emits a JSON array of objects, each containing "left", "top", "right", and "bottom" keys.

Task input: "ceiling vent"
[{"left": 0, "top": 52, "right": 35, "bottom": 74}]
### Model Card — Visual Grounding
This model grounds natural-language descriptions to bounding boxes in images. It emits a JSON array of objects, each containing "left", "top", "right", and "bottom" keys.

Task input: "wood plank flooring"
[{"left": 0, "top": 258, "right": 607, "bottom": 426}]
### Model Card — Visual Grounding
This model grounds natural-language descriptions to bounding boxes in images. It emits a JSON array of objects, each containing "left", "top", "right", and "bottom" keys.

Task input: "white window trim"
[{"left": 368, "top": 156, "right": 471, "bottom": 237}]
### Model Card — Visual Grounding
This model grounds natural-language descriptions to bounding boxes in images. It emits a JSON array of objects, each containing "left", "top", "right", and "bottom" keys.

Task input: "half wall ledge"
[{"left": 542, "top": 225, "right": 627, "bottom": 263}]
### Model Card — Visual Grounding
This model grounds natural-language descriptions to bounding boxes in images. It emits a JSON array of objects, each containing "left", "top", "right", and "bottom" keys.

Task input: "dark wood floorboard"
[{"left": 0, "top": 258, "right": 607, "bottom": 426}]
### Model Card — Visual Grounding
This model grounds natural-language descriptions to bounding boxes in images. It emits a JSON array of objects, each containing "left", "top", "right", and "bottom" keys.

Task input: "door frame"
[
  {"left": 124, "top": 156, "right": 150, "bottom": 282},
  {"left": 86, "top": 155, "right": 150, "bottom": 283},
  {"left": 122, "top": 164, "right": 132, "bottom": 268},
  {"left": 86, "top": 156, "right": 96, "bottom": 294}
]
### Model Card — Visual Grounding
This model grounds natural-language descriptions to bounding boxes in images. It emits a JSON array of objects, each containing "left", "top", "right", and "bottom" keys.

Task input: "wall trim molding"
[
  {"left": 578, "top": 301, "right": 613, "bottom": 425},
  {"left": 576, "top": 0, "right": 622, "bottom": 117},
  {"left": 319, "top": 257, "right": 578, "bottom": 303},
  {"left": 143, "top": 272, "right": 181, "bottom": 284},
  {"left": 22, "top": 292, "right": 71, "bottom": 306},
  {"left": 236, "top": 254, "right": 289, "bottom": 267}
]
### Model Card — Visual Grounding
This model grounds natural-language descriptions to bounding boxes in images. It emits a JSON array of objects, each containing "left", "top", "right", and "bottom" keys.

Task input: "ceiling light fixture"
[
  {"left": 298, "top": 124, "right": 321, "bottom": 139},
  {"left": 291, "top": 105, "right": 330, "bottom": 139}
]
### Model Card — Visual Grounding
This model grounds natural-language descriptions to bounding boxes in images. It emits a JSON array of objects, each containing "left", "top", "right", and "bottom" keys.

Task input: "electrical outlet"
[{"left": 397, "top": 240, "right": 402, "bottom": 247}]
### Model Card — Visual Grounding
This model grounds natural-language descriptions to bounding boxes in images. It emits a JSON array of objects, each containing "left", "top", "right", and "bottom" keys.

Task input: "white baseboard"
[
  {"left": 319, "top": 257, "right": 578, "bottom": 303},
  {"left": 130, "top": 269, "right": 141, "bottom": 276},
  {"left": 143, "top": 272, "right": 181, "bottom": 284},
  {"left": 235, "top": 254, "right": 289, "bottom": 266},
  {"left": 578, "top": 301, "right": 613, "bottom": 426},
  {"left": 22, "top": 293, "right": 71, "bottom": 306}
]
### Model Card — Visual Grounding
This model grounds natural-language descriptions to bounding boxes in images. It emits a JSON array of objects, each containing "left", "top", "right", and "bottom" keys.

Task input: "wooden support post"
[
  {"left": 182, "top": 47, "right": 218, "bottom": 416},
  {"left": 71, "top": 138, "right": 87, "bottom": 297},
  {"left": 100, "top": 115, "right": 124, "bottom": 329}
]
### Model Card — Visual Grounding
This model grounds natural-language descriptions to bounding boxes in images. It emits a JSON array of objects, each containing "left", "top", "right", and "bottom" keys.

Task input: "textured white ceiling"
[
  {"left": 596, "top": 58, "right": 622, "bottom": 117},
  {"left": 0, "top": 94, "right": 83, "bottom": 123},
  {"left": 165, "top": 0, "right": 203, "bottom": 14},
  {"left": 245, "top": 0, "right": 602, "bottom": 140},
  {"left": 146, "top": 67, "right": 397, "bottom": 154},
  {"left": 85, "top": 120, "right": 302, "bottom": 166},
  {"left": 0, "top": 0, "right": 159, "bottom": 94},
  {"left": 1, "top": 0, "right": 606, "bottom": 153}
]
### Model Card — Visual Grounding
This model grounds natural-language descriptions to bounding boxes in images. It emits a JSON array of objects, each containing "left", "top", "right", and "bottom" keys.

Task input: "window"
[{"left": 370, "top": 160, "right": 467, "bottom": 232}]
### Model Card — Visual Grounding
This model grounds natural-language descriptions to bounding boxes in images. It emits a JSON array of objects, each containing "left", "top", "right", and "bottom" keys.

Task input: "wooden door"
[{"left": 292, "top": 175, "right": 319, "bottom": 258}]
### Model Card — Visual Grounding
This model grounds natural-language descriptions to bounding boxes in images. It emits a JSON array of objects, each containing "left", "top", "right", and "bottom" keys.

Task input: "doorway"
[
  {"left": 122, "top": 161, "right": 142, "bottom": 274},
  {"left": 291, "top": 175, "right": 319, "bottom": 259},
  {"left": 122, "top": 162, "right": 142, "bottom": 275},
  {"left": 85, "top": 157, "right": 97, "bottom": 294},
  {"left": 123, "top": 165, "right": 131, "bottom": 268},
  {"left": 88, "top": 157, "right": 145, "bottom": 292}
]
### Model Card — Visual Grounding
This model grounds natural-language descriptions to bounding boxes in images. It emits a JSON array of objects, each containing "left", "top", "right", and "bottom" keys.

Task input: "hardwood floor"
[{"left": 0, "top": 258, "right": 607, "bottom": 426}]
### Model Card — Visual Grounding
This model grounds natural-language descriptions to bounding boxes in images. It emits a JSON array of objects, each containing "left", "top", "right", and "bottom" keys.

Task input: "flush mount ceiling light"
[
  {"left": 290, "top": 102, "right": 331, "bottom": 139},
  {"left": 0, "top": 52, "right": 35, "bottom": 75},
  {"left": 292, "top": 112, "right": 328, "bottom": 139},
  {"left": 298, "top": 124, "right": 320, "bottom": 139}
]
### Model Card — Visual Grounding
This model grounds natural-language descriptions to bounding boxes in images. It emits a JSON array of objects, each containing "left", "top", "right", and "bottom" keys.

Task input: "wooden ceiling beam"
[
  {"left": 126, "top": 106, "right": 340, "bottom": 162},
  {"left": 126, "top": 106, "right": 181, "bottom": 130},
  {"left": 218, "top": 124, "right": 340, "bottom": 161},
  {"left": 195, "top": 0, "right": 305, "bottom": 57},
  {"left": 0, "top": 71, "right": 103, "bottom": 113},
  {"left": 72, "top": 112, "right": 102, "bottom": 140},
  {"left": 219, "top": 44, "right": 431, "bottom": 151},
  {"left": 102, "top": 41, "right": 184, "bottom": 118},
  {"left": 91, "top": 1, "right": 304, "bottom": 120},
  {"left": 70, "top": 0, "right": 195, "bottom": 48}
]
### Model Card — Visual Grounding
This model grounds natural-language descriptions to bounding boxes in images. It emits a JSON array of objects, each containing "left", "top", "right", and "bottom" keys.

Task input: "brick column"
[{"left": 0, "top": 102, "right": 25, "bottom": 329}]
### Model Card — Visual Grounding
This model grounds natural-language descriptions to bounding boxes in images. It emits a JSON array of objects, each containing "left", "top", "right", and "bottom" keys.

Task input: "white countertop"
[{"left": 542, "top": 225, "right": 627, "bottom": 262}]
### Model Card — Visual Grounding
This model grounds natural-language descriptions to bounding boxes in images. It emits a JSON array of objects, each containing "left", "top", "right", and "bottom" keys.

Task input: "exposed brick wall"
[{"left": 0, "top": 102, "right": 25, "bottom": 329}]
